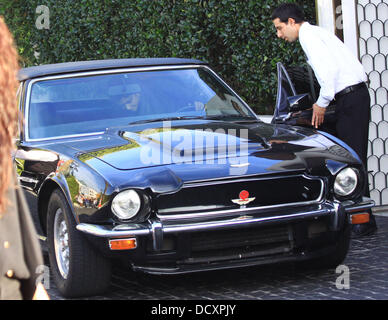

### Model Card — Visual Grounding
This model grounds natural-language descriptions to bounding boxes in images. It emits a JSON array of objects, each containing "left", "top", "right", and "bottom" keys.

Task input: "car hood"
[{"left": 68, "top": 120, "right": 356, "bottom": 174}]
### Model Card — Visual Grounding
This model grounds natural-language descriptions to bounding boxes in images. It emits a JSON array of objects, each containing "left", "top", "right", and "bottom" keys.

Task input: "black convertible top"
[{"left": 18, "top": 58, "right": 207, "bottom": 81}]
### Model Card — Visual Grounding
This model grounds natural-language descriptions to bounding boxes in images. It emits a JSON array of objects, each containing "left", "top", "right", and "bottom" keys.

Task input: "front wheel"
[
  {"left": 47, "top": 189, "right": 111, "bottom": 298},
  {"left": 299, "top": 224, "right": 351, "bottom": 271},
  {"left": 323, "top": 224, "right": 351, "bottom": 268}
]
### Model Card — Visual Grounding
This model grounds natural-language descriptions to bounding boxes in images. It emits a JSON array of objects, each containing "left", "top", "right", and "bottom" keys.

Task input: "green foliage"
[{"left": 1, "top": 0, "right": 315, "bottom": 114}]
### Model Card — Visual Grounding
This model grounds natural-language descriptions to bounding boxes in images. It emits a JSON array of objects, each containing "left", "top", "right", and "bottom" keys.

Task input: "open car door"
[{"left": 271, "top": 62, "right": 337, "bottom": 136}]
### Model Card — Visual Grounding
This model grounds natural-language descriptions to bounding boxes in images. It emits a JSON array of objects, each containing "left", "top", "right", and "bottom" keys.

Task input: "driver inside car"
[
  {"left": 109, "top": 83, "right": 142, "bottom": 116},
  {"left": 119, "top": 90, "right": 141, "bottom": 112}
]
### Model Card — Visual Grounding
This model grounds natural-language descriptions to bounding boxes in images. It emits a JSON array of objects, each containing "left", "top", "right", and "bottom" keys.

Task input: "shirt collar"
[
  {"left": 299, "top": 21, "right": 310, "bottom": 38},
  {"left": 300, "top": 22, "right": 310, "bottom": 30}
]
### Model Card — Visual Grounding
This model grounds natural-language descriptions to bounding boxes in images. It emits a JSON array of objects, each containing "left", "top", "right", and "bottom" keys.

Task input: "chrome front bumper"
[{"left": 76, "top": 197, "right": 375, "bottom": 251}]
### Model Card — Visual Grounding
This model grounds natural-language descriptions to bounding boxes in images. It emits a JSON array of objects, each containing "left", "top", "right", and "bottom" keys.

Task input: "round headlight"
[
  {"left": 334, "top": 167, "right": 358, "bottom": 197},
  {"left": 111, "top": 189, "right": 141, "bottom": 220}
]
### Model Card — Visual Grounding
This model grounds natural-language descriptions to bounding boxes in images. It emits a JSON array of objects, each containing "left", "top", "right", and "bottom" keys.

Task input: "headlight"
[
  {"left": 334, "top": 167, "right": 358, "bottom": 197},
  {"left": 111, "top": 189, "right": 141, "bottom": 220}
]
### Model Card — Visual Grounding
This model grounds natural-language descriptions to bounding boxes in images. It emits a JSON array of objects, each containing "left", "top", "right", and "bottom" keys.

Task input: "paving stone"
[{"left": 42, "top": 215, "right": 388, "bottom": 300}]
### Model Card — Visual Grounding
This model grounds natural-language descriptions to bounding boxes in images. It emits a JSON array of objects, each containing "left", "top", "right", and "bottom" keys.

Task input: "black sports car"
[{"left": 14, "top": 58, "right": 374, "bottom": 297}]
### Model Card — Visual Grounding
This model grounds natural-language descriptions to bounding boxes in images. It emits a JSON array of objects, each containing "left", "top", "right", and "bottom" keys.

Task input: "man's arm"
[{"left": 299, "top": 28, "right": 339, "bottom": 128}]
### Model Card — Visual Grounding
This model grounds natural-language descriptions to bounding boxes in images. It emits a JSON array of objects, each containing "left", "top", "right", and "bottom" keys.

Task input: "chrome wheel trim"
[{"left": 53, "top": 208, "right": 69, "bottom": 279}]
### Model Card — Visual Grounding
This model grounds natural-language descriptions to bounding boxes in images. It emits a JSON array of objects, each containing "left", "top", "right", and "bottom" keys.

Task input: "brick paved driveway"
[{"left": 45, "top": 214, "right": 388, "bottom": 300}]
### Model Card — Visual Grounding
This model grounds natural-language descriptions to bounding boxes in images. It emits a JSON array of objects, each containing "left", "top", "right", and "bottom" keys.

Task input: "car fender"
[
  {"left": 37, "top": 173, "right": 77, "bottom": 235},
  {"left": 317, "top": 130, "right": 361, "bottom": 164}
]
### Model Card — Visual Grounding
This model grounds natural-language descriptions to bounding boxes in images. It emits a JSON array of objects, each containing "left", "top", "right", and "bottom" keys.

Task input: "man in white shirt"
[{"left": 271, "top": 3, "right": 376, "bottom": 237}]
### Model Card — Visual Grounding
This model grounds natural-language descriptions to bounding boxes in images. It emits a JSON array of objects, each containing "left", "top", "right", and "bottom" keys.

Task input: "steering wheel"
[{"left": 176, "top": 105, "right": 196, "bottom": 113}]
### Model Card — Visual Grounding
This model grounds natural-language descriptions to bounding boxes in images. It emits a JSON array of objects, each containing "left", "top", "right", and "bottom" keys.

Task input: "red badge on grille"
[
  {"left": 232, "top": 190, "right": 255, "bottom": 206},
  {"left": 239, "top": 190, "right": 249, "bottom": 201}
]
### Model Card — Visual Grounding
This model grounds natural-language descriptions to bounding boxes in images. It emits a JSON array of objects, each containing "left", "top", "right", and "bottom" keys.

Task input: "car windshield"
[{"left": 27, "top": 67, "right": 256, "bottom": 139}]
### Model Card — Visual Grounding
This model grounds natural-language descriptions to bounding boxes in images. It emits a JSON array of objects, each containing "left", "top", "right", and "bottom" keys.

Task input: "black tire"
[
  {"left": 47, "top": 189, "right": 111, "bottom": 298},
  {"left": 299, "top": 224, "right": 351, "bottom": 270},
  {"left": 320, "top": 224, "right": 351, "bottom": 268}
]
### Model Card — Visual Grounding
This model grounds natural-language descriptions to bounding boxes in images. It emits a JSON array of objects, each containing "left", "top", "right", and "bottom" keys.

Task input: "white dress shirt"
[{"left": 298, "top": 22, "right": 367, "bottom": 108}]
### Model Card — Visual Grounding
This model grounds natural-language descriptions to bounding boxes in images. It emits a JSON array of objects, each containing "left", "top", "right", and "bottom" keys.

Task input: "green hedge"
[{"left": 1, "top": 0, "right": 316, "bottom": 114}]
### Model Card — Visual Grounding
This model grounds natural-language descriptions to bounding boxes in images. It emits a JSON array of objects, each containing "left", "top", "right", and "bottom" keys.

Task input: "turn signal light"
[
  {"left": 109, "top": 238, "right": 137, "bottom": 250},
  {"left": 351, "top": 213, "right": 370, "bottom": 225}
]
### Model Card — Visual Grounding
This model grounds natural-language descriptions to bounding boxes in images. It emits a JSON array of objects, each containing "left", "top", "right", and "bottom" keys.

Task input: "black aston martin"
[{"left": 14, "top": 58, "right": 374, "bottom": 297}]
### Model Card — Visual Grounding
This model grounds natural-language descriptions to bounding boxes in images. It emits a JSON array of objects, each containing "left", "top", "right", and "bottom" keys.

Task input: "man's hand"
[{"left": 311, "top": 103, "right": 326, "bottom": 128}]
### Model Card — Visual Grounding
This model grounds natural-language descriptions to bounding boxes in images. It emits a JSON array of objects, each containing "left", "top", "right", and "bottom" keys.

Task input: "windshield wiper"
[
  {"left": 129, "top": 115, "right": 206, "bottom": 125},
  {"left": 129, "top": 114, "right": 259, "bottom": 125}
]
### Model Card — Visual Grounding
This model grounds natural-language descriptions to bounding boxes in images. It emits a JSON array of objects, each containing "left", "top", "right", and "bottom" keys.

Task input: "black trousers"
[
  {"left": 335, "top": 85, "right": 375, "bottom": 221},
  {"left": 335, "top": 85, "right": 370, "bottom": 172}
]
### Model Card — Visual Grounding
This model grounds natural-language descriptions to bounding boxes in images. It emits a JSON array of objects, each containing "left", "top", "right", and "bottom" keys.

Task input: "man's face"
[
  {"left": 120, "top": 93, "right": 140, "bottom": 111},
  {"left": 273, "top": 18, "right": 299, "bottom": 42}
]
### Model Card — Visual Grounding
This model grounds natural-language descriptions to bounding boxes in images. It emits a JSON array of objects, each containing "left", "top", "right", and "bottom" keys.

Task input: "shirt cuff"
[{"left": 316, "top": 96, "right": 330, "bottom": 108}]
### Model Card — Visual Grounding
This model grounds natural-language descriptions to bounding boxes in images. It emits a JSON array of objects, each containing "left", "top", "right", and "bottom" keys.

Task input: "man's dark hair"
[{"left": 271, "top": 3, "right": 305, "bottom": 23}]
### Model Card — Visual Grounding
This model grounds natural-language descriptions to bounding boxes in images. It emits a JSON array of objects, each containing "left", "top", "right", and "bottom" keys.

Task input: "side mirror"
[{"left": 287, "top": 93, "right": 313, "bottom": 112}]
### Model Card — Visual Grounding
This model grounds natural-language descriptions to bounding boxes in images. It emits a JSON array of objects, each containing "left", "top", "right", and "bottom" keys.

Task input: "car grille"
[
  {"left": 156, "top": 174, "right": 324, "bottom": 220},
  {"left": 181, "top": 225, "right": 293, "bottom": 264}
]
